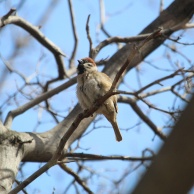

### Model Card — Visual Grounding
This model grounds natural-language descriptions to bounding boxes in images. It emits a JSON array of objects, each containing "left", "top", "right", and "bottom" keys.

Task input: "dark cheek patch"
[{"left": 77, "top": 65, "right": 85, "bottom": 74}]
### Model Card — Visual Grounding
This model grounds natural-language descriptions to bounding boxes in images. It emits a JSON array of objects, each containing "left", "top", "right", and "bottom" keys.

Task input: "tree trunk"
[{"left": 0, "top": 123, "right": 23, "bottom": 193}]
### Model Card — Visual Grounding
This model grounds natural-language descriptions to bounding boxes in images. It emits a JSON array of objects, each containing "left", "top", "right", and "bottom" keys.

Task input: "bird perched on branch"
[{"left": 76, "top": 57, "right": 122, "bottom": 142}]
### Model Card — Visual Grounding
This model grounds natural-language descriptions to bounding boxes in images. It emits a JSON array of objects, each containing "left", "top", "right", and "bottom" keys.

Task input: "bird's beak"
[{"left": 78, "top": 59, "right": 83, "bottom": 64}]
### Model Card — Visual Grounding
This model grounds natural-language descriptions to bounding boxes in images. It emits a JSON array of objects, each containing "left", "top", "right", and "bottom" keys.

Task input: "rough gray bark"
[
  {"left": 0, "top": 0, "right": 194, "bottom": 192},
  {"left": 0, "top": 123, "right": 25, "bottom": 193}
]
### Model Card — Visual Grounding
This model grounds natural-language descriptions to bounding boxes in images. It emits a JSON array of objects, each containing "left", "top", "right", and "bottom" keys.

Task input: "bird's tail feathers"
[{"left": 112, "top": 122, "right": 122, "bottom": 142}]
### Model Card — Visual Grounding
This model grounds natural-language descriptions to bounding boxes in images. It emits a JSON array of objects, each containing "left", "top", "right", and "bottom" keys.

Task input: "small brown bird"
[{"left": 76, "top": 57, "right": 122, "bottom": 142}]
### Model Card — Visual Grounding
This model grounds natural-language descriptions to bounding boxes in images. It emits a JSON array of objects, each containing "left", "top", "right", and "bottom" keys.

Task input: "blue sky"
[{"left": 1, "top": 0, "right": 194, "bottom": 193}]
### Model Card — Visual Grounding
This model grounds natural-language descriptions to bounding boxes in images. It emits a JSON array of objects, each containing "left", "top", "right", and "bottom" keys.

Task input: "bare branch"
[
  {"left": 183, "top": 23, "right": 194, "bottom": 29},
  {"left": 0, "top": 9, "right": 66, "bottom": 79},
  {"left": 68, "top": 0, "right": 79, "bottom": 68},
  {"left": 93, "top": 23, "right": 189, "bottom": 58},
  {"left": 165, "top": 36, "right": 194, "bottom": 46},
  {"left": 160, "top": 0, "right": 164, "bottom": 13},
  {"left": 37, "top": 0, "right": 60, "bottom": 27},
  {"left": 94, "top": 33, "right": 152, "bottom": 57},
  {"left": 9, "top": 162, "right": 51, "bottom": 194},
  {"left": 62, "top": 153, "right": 153, "bottom": 162},
  {"left": 99, "top": 0, "right": 111, "bottom": 37},
  {"left": 59, "top": 164, "right": 93, "bottom": 194},
  {"left": 4, "top": 77, "right": 76, "bottom": 128},
  {"left": 14, "top": 180, "right": 27, "bottom": 194},
  {"left": 171, "top": 77, "right": 193, "bottom": 103},
  {"left": 0, "top": 8, "right": 16, "bottom": 22},
  {"left": 139, "top": 97, "right": 182, "bottom": 118},
  {"left": 135, "top": 68, "right": 184, "bottom": 95},
  {"left": 118, "top": 96, "right": 166, "bottom": 140},
  {"left": 111, "top": 28, "right": 163, "bottom": 90},
  {"left": 86, "top": 15, "right": 93, "bottom": 58},
  {"left": 139, "top": 87, "right": 172, "bottom": 98},
  {"left": 163, "top": 43, "right": 192, "bottom": 63}
]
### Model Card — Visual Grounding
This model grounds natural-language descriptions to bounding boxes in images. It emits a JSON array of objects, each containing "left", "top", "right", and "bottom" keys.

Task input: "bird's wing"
[{"left": 93, "top": 71, "right": 113, "bottom": 91}]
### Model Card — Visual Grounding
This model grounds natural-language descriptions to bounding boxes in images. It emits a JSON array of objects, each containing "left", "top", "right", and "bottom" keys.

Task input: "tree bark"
[
  {"left": 0, "top": 123, "right": 24, "bottom": 193},
  {"left": 1, "top": 0, "right": 194, "bottom": 192}
]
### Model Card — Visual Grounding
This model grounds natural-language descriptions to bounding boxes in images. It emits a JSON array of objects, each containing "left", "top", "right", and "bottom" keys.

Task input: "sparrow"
[{"left": 76, "top": 57, "right": 122, "bottom": 142}]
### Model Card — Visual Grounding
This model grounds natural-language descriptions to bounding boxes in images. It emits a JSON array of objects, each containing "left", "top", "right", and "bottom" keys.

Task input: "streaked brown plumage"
[{"left": 76, "top": 57, "right": 122, "bottom": 142}]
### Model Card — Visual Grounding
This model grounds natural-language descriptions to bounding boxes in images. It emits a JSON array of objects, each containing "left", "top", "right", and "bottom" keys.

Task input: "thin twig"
[
  {"left": 111, "top": 28, "right": 163, "bottom": 90},
  {"left": 135, "top": 68, "right": 184, "bottom": 95},
  {"left": 118, "top": 96, "right": 166, "bottom": 139},
  {"left": 139, "top": 97, "right": 181, "bottom": 117},
  {"left": 68, "top": 0, "right": 78, "bottom": 68},
  {"left": 0, "top": 11, "right": 66, "bottom": 57},
  {"left": 99, "top": 0, "right": 111, "bottom": 38},
  {"left": 163, "top": 43, "right": 192, "bottom": 63},
  {"left": 93, "top": 23, "right": 189, "bottom": 58},
  {"left": 86, "top": 15, "right": 93, "bottom": 58},
  {"left": 61, "top": 153, "right": 153, "bottom": 162},
  {"left": 14, "top": 180, "right": 28, "bottom": 194},
  {"left": 0, "top": 9, "right": 67, "bottom": 80},
  {"left": 9, "top": 162, "right": 51, "bottom": 194},
  {"left": 159, "top": 0, "right": 164, "bottom": 13},
  {"left": 59, "top": 163, "right": 93, "bottom": 194},
  {"left": 4, "top": 77, "right": 76, "bottom": 128}
]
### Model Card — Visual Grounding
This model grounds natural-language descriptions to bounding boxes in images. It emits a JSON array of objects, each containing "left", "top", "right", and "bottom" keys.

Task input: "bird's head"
[{"left": 77, "top": 57, "right": 97, "bottom": 74}]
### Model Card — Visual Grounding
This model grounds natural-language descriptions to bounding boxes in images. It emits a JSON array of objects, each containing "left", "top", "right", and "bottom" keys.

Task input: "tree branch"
[
  {"left": 68, "top": 0, "right": 79, "bottom": 68},
  {"left": 4, "top": 77, "right": 76, "bottom": 128},
  {"left": 62, "top": 152, "right": 153, "bottom": 162},
  {"left": 0, "top": 9, "right": 66, "bottom": 79},
  {"left": 59, "top": 163, "right": 93, "bottom": 194},
  {"left": 118, "top": 96, "right": 166, "bottom": 140}
]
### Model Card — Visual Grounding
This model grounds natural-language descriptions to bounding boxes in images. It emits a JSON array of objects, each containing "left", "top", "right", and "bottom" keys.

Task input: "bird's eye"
[{"left": 87, "top": 63, "right": 93, "bottom": 67}]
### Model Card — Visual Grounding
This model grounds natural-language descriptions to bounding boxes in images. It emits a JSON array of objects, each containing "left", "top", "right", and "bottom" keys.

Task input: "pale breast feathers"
[{"left": 77, "top": 71, "right": 115, "bottom": 110}]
